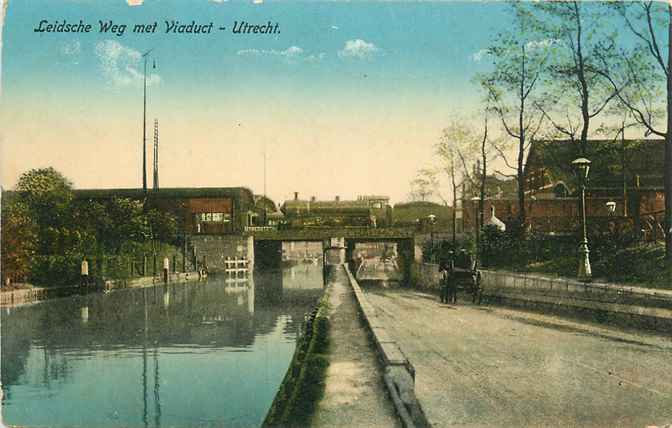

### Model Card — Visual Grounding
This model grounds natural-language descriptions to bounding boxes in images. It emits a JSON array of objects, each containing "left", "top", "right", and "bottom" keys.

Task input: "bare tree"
[
  {"left": 436, "top": 114, "right": 495, "bottom": 243},
  {"left": 437, "top": 119, "right": 479, "bottom": 243},
  {"left": 598, "top": 1, "right": 672, "bottom": 262},
  {"left": 478, "top": 116, "right": 489, "bottom": 231},
  {"left": 408, "top": 171, "right": 435, "bottom": 202},
  {"left": 519, "top": 1, "right": 620, "bottom": 156},
  {"left": 478, "top": 13, "right": 548, "bottom": 226}
]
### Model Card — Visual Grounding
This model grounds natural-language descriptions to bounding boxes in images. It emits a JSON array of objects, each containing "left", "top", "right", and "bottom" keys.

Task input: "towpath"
[{"left": 312, "top": 267, "right": 401, "bottom": 428}]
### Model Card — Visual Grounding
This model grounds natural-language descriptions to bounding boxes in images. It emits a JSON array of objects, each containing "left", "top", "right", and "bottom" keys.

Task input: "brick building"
[
  {"left": 462, "top": 139, "right": 666, "bottom": 235},
  {"left": 74, "top": 187, "right": 256, "bottom": 235}
]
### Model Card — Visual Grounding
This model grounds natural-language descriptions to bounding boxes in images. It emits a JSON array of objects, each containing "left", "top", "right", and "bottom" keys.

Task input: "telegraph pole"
[{"left": 153, "top": 119, "right": 159, "bottom": 191}]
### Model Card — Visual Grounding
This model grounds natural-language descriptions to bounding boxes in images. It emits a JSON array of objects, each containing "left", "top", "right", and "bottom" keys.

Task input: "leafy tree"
[
  {"left": 4, "top": 168, "right": 179, "bottom": 285},
  {"left": 1, "top": 199, "right": 37, "bottom": 283},
  {"left": 104, "top": 198, "right": 149, "bottom": 253},
  {"left": 146, "top": 208, "right": 178, "bottom": 245},
  {"left": 14, "top": 167, "right": 78, "bottom": 256}
]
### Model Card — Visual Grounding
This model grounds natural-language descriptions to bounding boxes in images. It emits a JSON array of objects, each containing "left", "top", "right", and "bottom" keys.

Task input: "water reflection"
[{"left": 1, "top": 265, "right": 324, "bottom": 428}]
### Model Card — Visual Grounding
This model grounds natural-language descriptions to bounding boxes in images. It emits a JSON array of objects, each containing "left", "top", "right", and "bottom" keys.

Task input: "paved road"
[{"left": 364, "top": 287, "right": 672, "bottom": 428}]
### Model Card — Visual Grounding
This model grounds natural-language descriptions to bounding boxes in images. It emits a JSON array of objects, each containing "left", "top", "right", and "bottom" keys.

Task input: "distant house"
[
  {"left": 463, "top": 166, "right": 519, "bottom": 201},
  {"left": 525, "top": 139, "right": 664, "bottom": 200}
]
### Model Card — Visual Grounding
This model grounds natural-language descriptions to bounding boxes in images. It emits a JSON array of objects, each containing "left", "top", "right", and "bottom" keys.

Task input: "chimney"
[
  {"left": 335, "top": 195, "right": 340, "bottom": 202},
  {"left": 294, "top": 192, "right": 299, "bottom": 201},
  {"left": 311, "top": 196, "right": 316, "bottom": 202}
]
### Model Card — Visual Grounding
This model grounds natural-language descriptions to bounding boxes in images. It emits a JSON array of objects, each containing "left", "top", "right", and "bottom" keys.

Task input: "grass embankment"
[
  {"left": 263, "top": 294, "right": 331, "bottom": 428},
  {"left": 524, "top": 242, "right": 672, "bottom": 289}
]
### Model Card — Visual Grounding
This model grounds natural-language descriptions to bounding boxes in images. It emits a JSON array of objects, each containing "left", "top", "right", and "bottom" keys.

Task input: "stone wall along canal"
[{"left": 1, "top": 264, "right": 325, "bottom": 428}]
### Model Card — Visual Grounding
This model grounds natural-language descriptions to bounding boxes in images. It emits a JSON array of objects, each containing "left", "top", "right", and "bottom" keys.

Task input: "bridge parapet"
[{"left": 249, "top": 227, "right": 415, "bottom": 241}]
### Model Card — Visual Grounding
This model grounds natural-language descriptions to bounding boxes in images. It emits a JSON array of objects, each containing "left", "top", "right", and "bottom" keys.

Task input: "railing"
[
  {"left": 244, "top": 226, "right": 277, "bottom": 232},
  {"left": 224, "top": 257, "right": 250, "bottom": 278}
]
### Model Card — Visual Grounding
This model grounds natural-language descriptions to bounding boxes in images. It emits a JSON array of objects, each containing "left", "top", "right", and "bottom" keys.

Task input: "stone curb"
[
  {"left": 343, "top": 265, "right": 429, "bottom": 428},
  {"left": 103, "top": 271, "right": 199, "bottom": 291},
  {"left": 479, "top": 270, "right": 672, "bottom": 331},
  {"left": 0, "top": 272, "right": 201, "bottom": 307}
]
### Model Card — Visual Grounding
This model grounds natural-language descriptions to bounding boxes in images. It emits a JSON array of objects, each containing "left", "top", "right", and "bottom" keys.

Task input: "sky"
[{"left": 0, "top": 0, "right": 658, "bottom": 205}]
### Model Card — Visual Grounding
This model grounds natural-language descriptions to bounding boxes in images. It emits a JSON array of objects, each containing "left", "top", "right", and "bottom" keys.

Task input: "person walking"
[
  {"left": 80, "top": 258, "right": 89, "bottom": 288},
  {"left": 439, "top": 264, "right": 449, "bottom": 304},
  {"left": 163, "top": 256, "right": 170, "bottom": 284},
  {"left": 447, "top": 251, "right": 457, "bottom": 304}
]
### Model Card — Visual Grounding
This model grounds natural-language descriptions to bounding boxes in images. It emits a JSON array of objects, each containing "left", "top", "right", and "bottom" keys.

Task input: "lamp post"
[
  {"left": 428, "top": 214, "right": 437, "bottom": 262},
  {"left": 572, "top": 157, "right": 592, "bottom": 282},
  {"left": 470, "top": 196, "right": 480, "bottom": 255}
]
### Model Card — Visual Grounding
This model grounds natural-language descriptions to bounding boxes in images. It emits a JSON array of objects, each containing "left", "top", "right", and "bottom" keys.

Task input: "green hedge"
[{"left": 263, "top": 295, "right": 330, "bottom": 427}]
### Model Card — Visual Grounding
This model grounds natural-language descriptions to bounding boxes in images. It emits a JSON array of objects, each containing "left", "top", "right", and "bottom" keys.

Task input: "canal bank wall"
[
  {"left": 343, "top": 266, "right": 430, "bottom": 428},
  {"left": 190, "top": 235, "right": 254, "bottom": 272},
  {"left": 414, "top": 263, "right": 672, "bottom": 332},
  {"left": 0, "top": 272, "right": 201, "bottom": 307},
  {"left": 263, "top": 290, "right": 330, "bottom": 427}
]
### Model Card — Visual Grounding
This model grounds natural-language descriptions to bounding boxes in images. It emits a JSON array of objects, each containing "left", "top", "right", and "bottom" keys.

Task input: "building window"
[{"left": 196, "top": 212, "right": 230, "bottom": 223}]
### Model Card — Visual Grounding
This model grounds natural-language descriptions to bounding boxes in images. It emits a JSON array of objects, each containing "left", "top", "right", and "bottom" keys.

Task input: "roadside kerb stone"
[
  {"left": 370, "top": 326, "right": 395, "bottom": 346},
  {"left": 493, "top": 288, "right": 672, "bottom": 320},
  {"left": 468, "top": 269, "right": 672, "bottom": 332}
]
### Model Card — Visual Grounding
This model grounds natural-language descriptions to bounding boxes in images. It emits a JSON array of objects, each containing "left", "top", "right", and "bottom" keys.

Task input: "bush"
[
  {"left": 422, "top": 236, "right": 475, "bottom": 264},
  {"left": 477, "top": 222, "right": 672, "bottom": 288},
  {"left": 30, "top": 254, "right": 81, "bottom": 287}
]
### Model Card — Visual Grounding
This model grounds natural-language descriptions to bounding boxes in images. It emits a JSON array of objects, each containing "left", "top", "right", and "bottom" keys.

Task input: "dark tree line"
[{"left": 2, "top": 167, "right": 178, "bottom": 286}]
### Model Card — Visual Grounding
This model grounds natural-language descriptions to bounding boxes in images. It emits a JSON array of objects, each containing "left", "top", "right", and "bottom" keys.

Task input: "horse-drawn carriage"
[{"left": 441, "top": 250, "right": 482, "bottom": 304}]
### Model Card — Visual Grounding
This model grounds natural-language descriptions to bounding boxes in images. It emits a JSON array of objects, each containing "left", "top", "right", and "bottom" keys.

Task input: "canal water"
[{"left": 1, "top": 264, "right": 325, "bottom": 428}]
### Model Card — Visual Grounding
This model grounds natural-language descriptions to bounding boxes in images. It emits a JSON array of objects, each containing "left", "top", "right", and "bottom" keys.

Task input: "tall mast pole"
[
  {"left": 142, "top": 54, "right": 147, "bottom": 192},
  {"left": 142, "top": 49, "right": 153, "bottom": 193}
]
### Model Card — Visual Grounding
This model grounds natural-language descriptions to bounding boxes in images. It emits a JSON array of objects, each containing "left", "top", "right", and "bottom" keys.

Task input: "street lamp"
[
  {"left": 572, "top": 157, "right": 592, "bottom": 282},
  {"left": 470, "top": 196, "right": 480, "bottom": 250},
  {"left": 427, "top": 214, "right": 437, "bottom": 262}
]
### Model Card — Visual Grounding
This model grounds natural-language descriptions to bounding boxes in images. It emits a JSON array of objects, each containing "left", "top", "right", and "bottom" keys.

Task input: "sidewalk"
[{"left": 312, "top": 266, "right": 401, "bottom": 428}]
